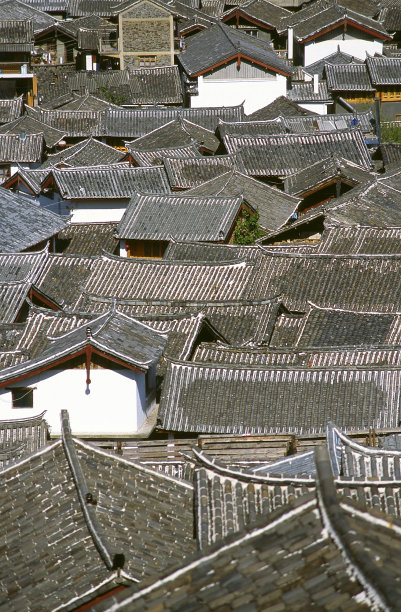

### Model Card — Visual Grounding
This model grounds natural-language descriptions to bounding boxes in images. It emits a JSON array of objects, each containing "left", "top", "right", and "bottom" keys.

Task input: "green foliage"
[
  {"left": 380, "top": 124, "right": 401, "bottom": 143},
  {"left": 233, "top": 210, "right": 264, "bottom": 245},
  {"left": 95, "top": 81, "right": 126, "bottom": 106}
]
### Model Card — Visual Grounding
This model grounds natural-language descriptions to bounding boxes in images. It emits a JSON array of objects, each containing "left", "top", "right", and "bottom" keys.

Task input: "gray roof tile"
[
  {"left": 117, "top": 192, "right": 244, "bottom": 242},
  {"left": 0, "top": 188, "right": 67, "bottom": 252},
  {"left": 178, "top": 21, "right": 293, "bottom": 76},
  {"left": 50, "top": 164, "right": 171, "bottom": 199}
]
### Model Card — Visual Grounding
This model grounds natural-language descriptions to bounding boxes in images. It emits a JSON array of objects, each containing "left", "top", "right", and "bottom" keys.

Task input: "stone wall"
[{"left": 122, "top": 20, "right": 171, "bottom": 53}]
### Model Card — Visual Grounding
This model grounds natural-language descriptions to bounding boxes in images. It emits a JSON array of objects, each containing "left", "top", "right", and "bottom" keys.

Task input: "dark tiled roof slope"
[
  {"left": 163, "top": 154, "right": 241, "bottom": 189},
  {"left": 0, "top": 96, "right": 23, "bottom": 124},
  {"left": 325, "top": 63, "right": 375, "bottom": 91},
  {"left": 50, "top": 165, "right": 171, "bottom": 199},
  {"left": 0, "top": 188, "right": 67, "bottom": 252},
  {"left": 0, "top": 432, "right": 195, "bottom": 610},
  {"left": 186, "top": 169, "right": 301, "bottom": 232},
  {"left": 41, "top": 138, "right": 126, "bottom": 168},
  {"left": 249, "top": 251, "right": 401, "bottom": 311},
  {"left": 126, "top": 118, "right": 219, "bottom": 153},
  {"left": 178, "top": 22, "right": 293, "bottom": 76},
  {"left": 158, "top": 359, "right": 401, "bottom": 434},
  {"left": 0, "top": 133, "right": 43, "bottom": 163},
  {"left": 0, "top": 114, "right": 66, "bottom": 148},
  {"left": 225, "top": 129, "right": 372, "bottom": 176},
  {"left": 117, "top": 193, "right": 244, "bottom": 242},
  {"left": 56, "top": 222, "right": 118, "bottom": 255},
  {"left": 367, "top": 57, "right": 401, "bottom": 86}
]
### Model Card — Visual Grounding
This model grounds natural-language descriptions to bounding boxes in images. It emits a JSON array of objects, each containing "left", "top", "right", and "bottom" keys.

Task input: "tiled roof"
[
  {"left": 50, "top": 165, "right": 171, "bottom": 199},
  {"left": 283, "top": 154, "right": 373, "bottom": 196},
  {"left": 58, "top": 291, "right": 281, "bottom": 347},
  {"left": 33, "top": 107, "right": 105, "bottom": 138},
  {"left": 248, "top": 250, "right": 401, "bottom": 312},
  {"left": 378, "top": 143, "right": 401, "bottom": 172},
  {"left": 0, "top": 114, "right": 66, "bottom": 148},
  {"left": 41, "top": 137, "right": 126, "bottom": 168},
  {"left": 310, "top": 225, "right": 401, "bottom": 255},
  {"left": 221, "top": 0, "right": 291, "bottom": 28},
  {"left": 127, "top": 66, "right": 184, "bottom": 105},
  {"left": 163, "top": 241, "right": 261, "bottom": 262},
  {"left": 34, "top": 252, "right": 97, "bottom": 309},
  {"left": 16, "top": 0, "right": 68, "bottom": 10},
  {"left": 224, "top": 129, "right": 372, "bottom": 176},
  {"left": 55, "top": 14, "right": 114, "bottom": 36},
  {"left": 272, "top": 176, "right": 401, "bottom": 234},
  {"left": 0, "top": 188, "right": 67, "bottom": 252},
  {"left": 366, "top": 56, "right": 401, "bottom": 85},
  {"left": 117, "top": 192, "right": 244, "bottom": 242},
  {"left": 34, "top": 105, "right": 245, "bottom": 138},
  {"left": 0, "top": 133, "right": 43, "bottom": 163},
  {"left": 0, "top": 411, "right": 48, "bottom": 468},
  {"left": 325, "top": 63, "right": 375, "bottom": 91},
  {"left": 102, "top": 105, "right": 245, "bottom": 138},
  {"left": 163, "top": 154, "right": 241, "bottom": 189},
  {"left": 57, "top": 93, "right": 121, "bottom": 111},
  {"left": 279, "top": 3, "right": 390, "bottom": 41},
  {"left": 126, "top": 117, "right": 220, "bottom": 153},
  {"left": 0, "top": 0, "right": 56, "bottom": 32},
  {"left": 379, "top": 6, "right": 401, "bottom": 32},
  {"left": 245, "top": 95, "right": 317, "bottom": 120},
  {"left": 0, "top": 248, "right": 48, "bottom": 323},
  {"left": 304, "top": 48, "right": 364, "bottom": 79},
  {"left": 194, "top": 461, "right": 315, "bottom": 549},
  {"left": 0, "top": 96, "right": 23, "bottom": 125},
  {"left": 67, "top": 0, "right": 119, "bottom": 16},
  {"left": 287, "top": 80, "right": 332, "bottom": 103},
  {"left": 59, "top": 67, "right": 183, "bottom": 107},
  {"left": 72, "top": 253, "right": 255, "bottom": 308},
  {"left": 293, "top": 305, "right": 398, "bottom": 348},
  {"left": 56, "top": 222, "right": 119, "bottom": 255},
  {"left": 216, "top": 117, "right": 286, "bottom": 141},
  {"left": 128, "top": 143, "right": 201, "bottom": 167},
  {"left": 185, "top": 169, "right": 301, "bottom": 232},
  {"left": 0, "top": 415, "right": 195, "bottom": 610},
  {"left": 158, "top": 359, "right": 401, "bottom": 434},
  {"left": 178, "top": 22, "right": 293, "bottom": 76},
  {"left": 0, "top": 310, "right": 170, "bottom": 383},
  {"left": 0, "top": 19, "right": 33, "bottom": 47},
  {"left": 3, "top": 167, "right": 50, "bottom": 195},
  {"left": 283, "top": 110, "right": 376, "bottom": 134}
]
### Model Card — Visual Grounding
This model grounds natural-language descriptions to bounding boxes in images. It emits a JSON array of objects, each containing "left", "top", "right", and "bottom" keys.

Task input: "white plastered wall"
[
  {"left": 66, "top": 199, "right": 129, "bottom": 222},
  {"left": 0, "top": 367, "right": 148, "bottom": 437},
  {"left": 303, "top": 38, "right": 383, "bottom": 65},
  {"left": 190, "top": 73, "right": 287, "bottom": 114}
]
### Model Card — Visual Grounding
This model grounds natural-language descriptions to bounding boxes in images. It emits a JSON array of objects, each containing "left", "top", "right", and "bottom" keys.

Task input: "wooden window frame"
[{"left": 138, "top": 55, "right": 157, "bottom": 67}]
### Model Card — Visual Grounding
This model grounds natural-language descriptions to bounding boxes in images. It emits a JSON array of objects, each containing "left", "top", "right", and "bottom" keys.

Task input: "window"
[
  {"left": 12, "top": 387, "right": 34, "bottom": 408},
  {"left": 138, "top": 55, "right": 156, "bottom": 67}
]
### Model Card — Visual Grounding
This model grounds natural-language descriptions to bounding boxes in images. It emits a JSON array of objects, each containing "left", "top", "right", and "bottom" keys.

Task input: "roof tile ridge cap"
[
  {"left": 192, "top": 448, "right": 315, "bottom": 485},
  {"left": 60, "top": 410, "right": 125, "bottom": 571},
  {"left": 314, "top": 445, "right": 394, "bottom": 611},
  {"left": 46, "top": 311, "right": 108, "bottom": 342}
]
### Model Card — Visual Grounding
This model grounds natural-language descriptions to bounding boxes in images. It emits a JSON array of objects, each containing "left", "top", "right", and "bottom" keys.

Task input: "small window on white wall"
[{"left": 11, "top": 387, "right": 34, "bottom": 408}]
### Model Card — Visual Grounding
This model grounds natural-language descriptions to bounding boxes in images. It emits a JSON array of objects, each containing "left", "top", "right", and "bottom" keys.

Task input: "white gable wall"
[
  {"left": 66, "top": 198, "right": 129, "bottom": 222},
  {"left": 0, "top": 366, "right": 150, "bottom": 437},
  {"left": 190, "top": 62, "right": 288, "bottom": 114},
  {"left": 303, "top": 37, "right": 383, "bottom": 66}
]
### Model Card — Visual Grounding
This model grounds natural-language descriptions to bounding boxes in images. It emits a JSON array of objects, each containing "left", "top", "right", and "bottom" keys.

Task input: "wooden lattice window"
[{"left": 138, "top": 55, "right": 156, "bottom": 67}]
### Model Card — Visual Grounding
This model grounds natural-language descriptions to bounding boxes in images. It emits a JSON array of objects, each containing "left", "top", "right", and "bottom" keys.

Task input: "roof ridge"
[
  {"left": 315, "top": 445, "right": 398, "bottom": 610},
  {"left": 61, "top": 410, "right": 125, "bottom": 571}
]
